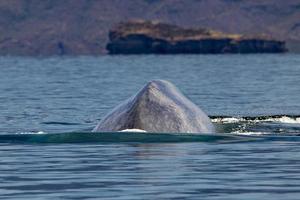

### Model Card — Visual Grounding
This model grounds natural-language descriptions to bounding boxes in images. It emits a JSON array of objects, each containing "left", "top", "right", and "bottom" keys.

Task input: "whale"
[{"left": 93, "top": 80, "right": 215, "bottom": 133}]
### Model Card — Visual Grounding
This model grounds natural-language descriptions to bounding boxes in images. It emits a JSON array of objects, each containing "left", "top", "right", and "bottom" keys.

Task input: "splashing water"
[
  {"left": 212, "top": 115, "right": 300, "bottom": 136},
  {"left": 0, "top": 115, "right": 299, "bottom": 144}
]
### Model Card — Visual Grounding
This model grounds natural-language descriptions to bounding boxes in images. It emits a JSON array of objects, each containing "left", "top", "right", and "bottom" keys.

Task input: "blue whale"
[{"left": 93, "top": 80, "right": 215, "bottom": 133}]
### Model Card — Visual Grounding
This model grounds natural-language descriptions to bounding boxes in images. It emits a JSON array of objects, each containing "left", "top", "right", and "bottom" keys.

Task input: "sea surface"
[{"left": 0, "top": 54, "right": 300, "bottom": 199}]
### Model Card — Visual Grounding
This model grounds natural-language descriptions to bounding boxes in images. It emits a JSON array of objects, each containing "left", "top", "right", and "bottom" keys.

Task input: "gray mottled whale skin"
[{"left": 93, "top": 80, "right": 215, "bottom": 133}]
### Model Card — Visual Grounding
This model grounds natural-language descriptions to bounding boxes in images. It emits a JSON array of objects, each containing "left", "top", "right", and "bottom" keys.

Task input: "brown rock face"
[
  {"left": 0, "top": 0, "right": 298, "bottom": 55},
  {"left": 106, "top": 21, "right": 287, "bottom": 54}
]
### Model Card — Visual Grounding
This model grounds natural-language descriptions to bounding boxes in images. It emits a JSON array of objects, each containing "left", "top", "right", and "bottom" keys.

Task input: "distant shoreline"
[{"left": 0, "top": 1, "right": 299, "bottom": 56}]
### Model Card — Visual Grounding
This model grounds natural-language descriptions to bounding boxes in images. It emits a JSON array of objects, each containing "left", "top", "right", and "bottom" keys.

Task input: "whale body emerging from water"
[{"left": 93, "top": 80, "right": 215, "bottom": 133}]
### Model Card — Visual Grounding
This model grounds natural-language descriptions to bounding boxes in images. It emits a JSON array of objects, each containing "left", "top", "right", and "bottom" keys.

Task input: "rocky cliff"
[
  {"left": 0, "top": 0, "right": 298, "bottom": 55},
  {"left": 107, "top": 21, "right": 286, "bottom": 54}
]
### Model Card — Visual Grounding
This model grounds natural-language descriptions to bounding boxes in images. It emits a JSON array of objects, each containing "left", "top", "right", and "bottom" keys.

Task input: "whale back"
[{"left": 93, "top": 80, "right": 215, "bottom": 133}]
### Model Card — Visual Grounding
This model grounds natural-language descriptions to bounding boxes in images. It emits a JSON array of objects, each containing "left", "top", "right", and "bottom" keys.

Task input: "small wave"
[
  {"left": 231, "top": 131, "right": 269, "bottom": 136},
  {"left": 272, "top": 116, "right": 300, "bottom": 124},
  {"left": 211, "top": 115, "right": 300, "bottom": 135},
  {"left": 42, "top": 121, "right": 81, "bottom": 125},
  {"left": 0, "top": 132, "right": 256, "bottom": 144},
  {"left": 15, "top": 131, "right": 47, "bottom": 135},
  {"left": 212, "top": 117, "right": 246, "bottom": 123},
  {"left": 211, "top": 115, "right": 300, "bottom": 124},
  {"left": 2, "top": 115, "right": 298, "bottom": 144}
]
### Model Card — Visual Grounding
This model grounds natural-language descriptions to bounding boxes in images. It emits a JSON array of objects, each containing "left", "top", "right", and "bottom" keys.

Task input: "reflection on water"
[{"left": 1, "top": 142, "right": 300, "bottom": 199}]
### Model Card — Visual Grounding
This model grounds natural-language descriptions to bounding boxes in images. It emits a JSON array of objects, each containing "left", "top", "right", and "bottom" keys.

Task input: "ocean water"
[{"left": 0, "top": 54, "right": 300, "bottom": 199}]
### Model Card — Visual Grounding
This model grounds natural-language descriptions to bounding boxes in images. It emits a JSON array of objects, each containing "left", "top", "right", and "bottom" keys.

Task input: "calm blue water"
[{"left": 0, "top": 55, "right": 300, "bottom": 199}]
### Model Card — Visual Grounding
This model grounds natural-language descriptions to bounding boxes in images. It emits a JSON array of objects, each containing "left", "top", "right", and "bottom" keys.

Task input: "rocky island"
[{"left": 107, "top": 21, "right": 287, "bottom": 54}]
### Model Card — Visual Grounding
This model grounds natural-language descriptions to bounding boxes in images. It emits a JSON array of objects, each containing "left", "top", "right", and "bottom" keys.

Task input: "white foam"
[
  {"left": 232, "top": 131, "right": 268, "bottom": 136},
  {"left": 16, "top": 131, "right": 46, "bottom": 135},
  {"left": 212, "top": 116, "right": 300, "bottom": 124},
  {"left": 271, "top": 116, "right": 300, "bottom": 124},
  {"left": 119, "top": 129, "right": 147, "bottom": 133},
  {"left": 212, "top": 117, "right": 245, "bottom": 123}
]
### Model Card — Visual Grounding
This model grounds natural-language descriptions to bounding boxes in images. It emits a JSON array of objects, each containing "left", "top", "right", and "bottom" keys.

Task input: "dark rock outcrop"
[
  {"left": 107, "top": 21, "right": 287, "bottom": 54},
  {"left": 0, "top": 0, "right": 298, "bottom": 55}
]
